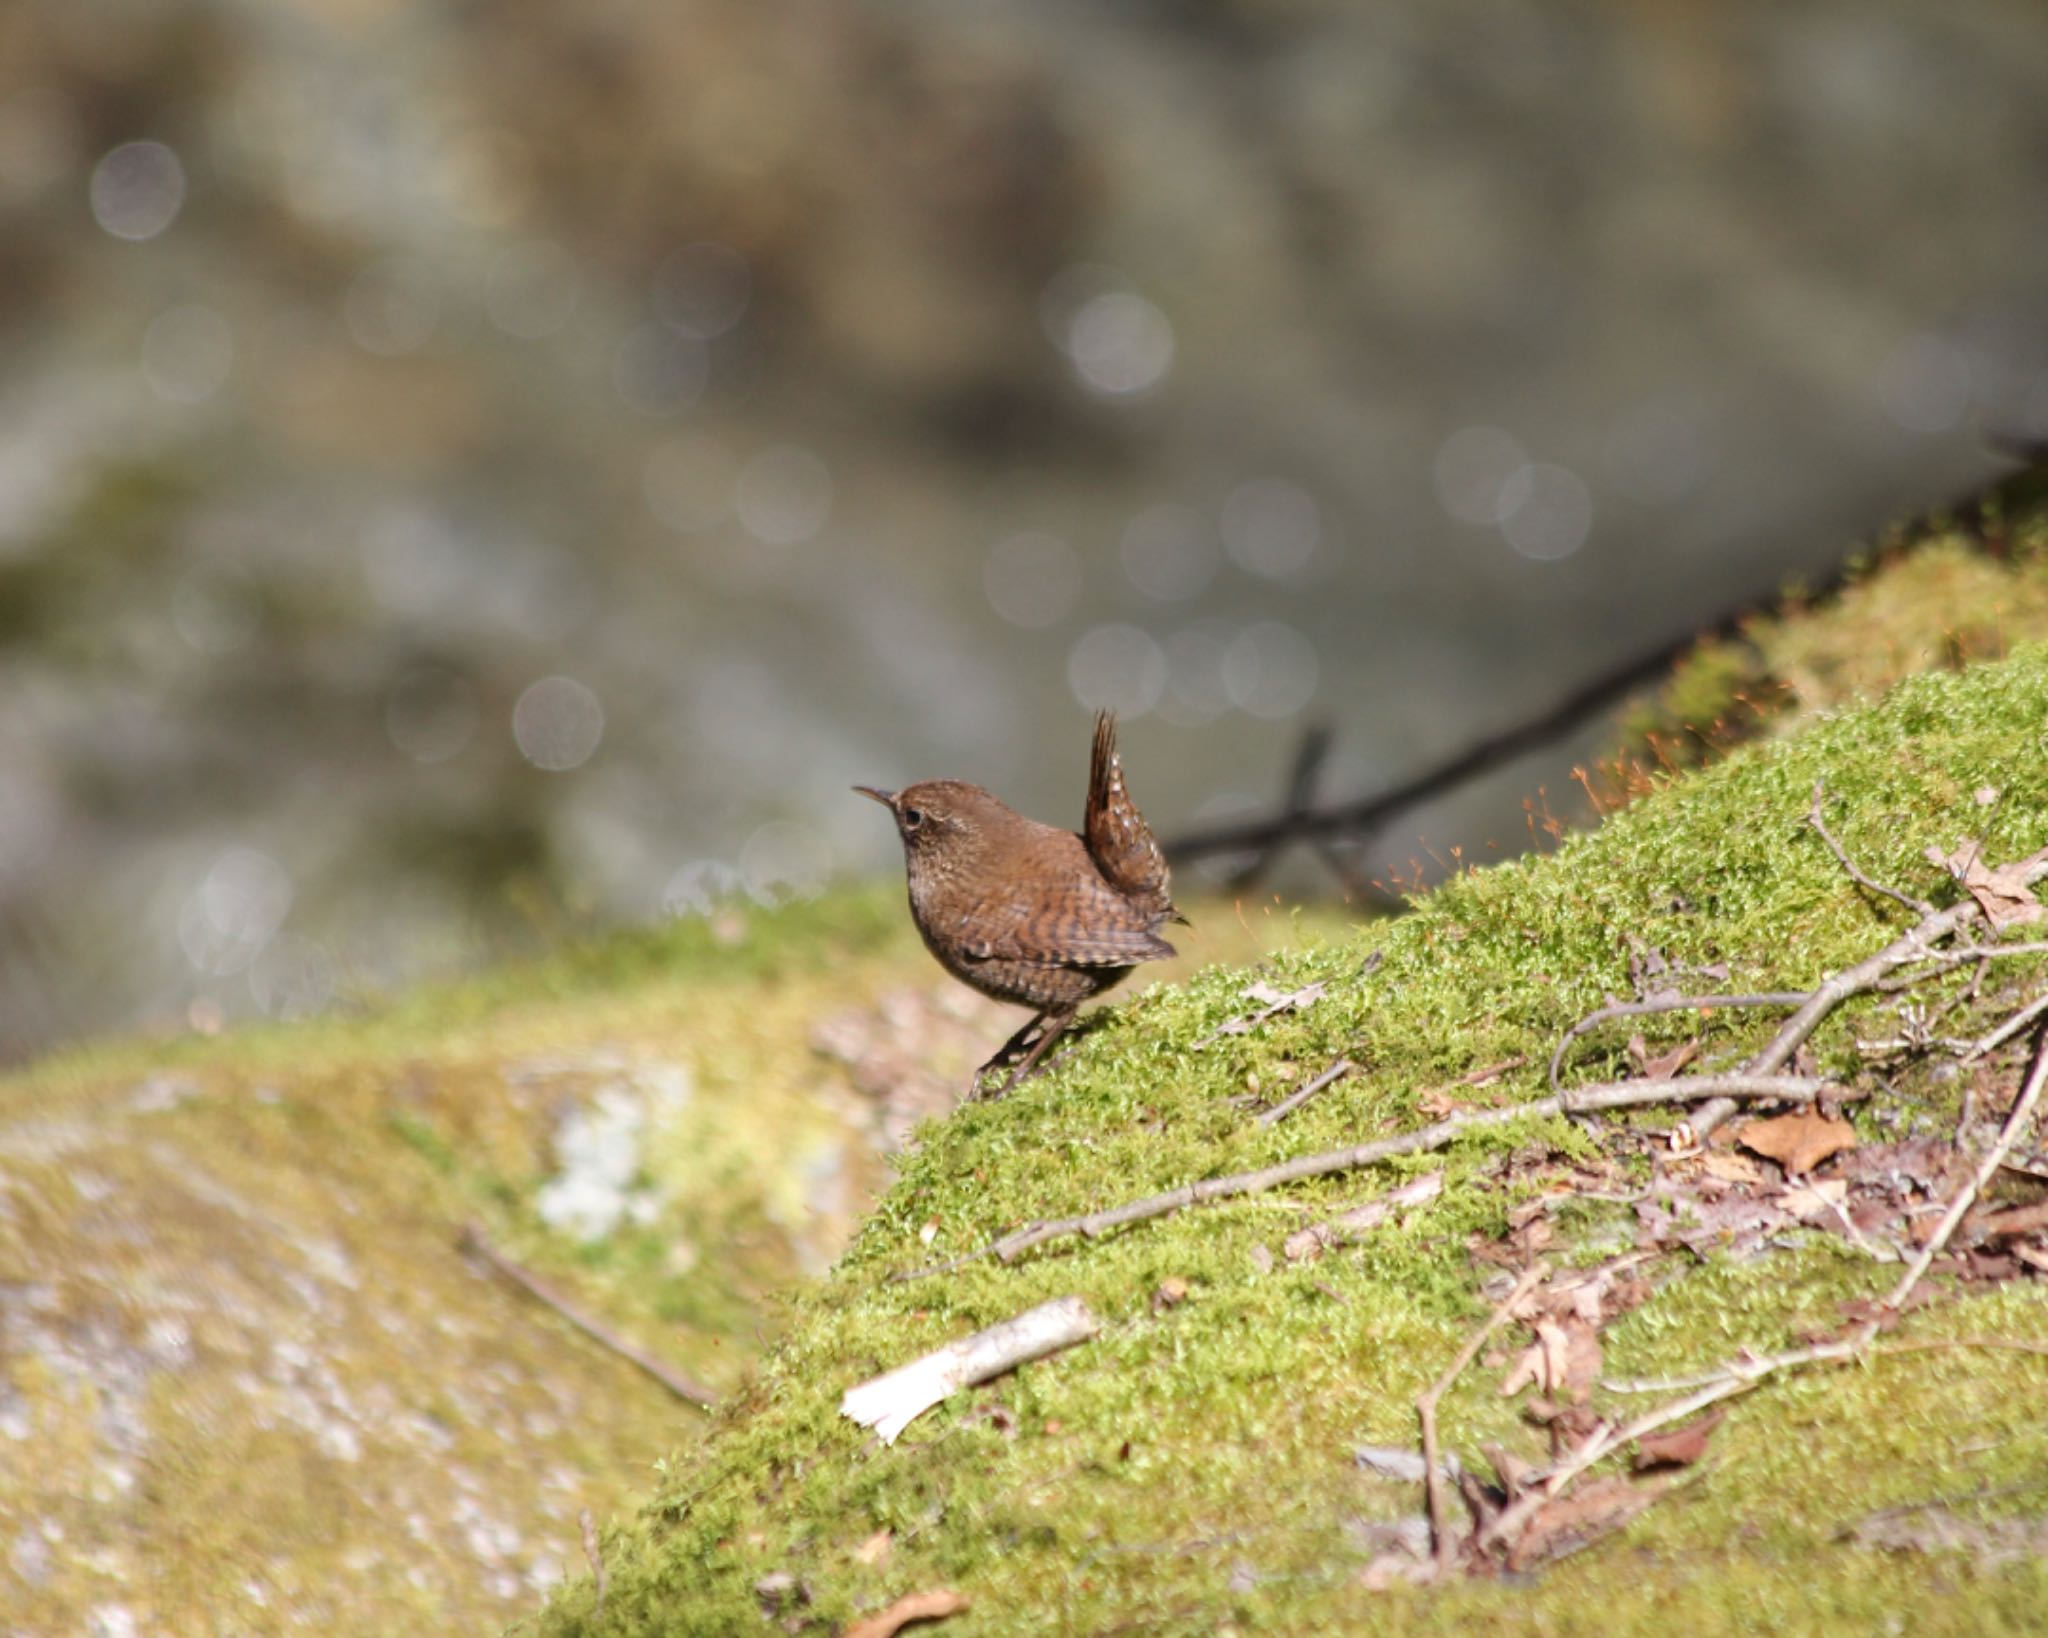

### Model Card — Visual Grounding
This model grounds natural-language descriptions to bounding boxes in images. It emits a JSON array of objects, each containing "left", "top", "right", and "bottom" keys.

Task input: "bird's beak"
[{"left": 852, "top": 785, "right": 896, "bottom": 808}]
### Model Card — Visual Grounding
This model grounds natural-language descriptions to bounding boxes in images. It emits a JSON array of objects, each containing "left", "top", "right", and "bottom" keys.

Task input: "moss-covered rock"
[
  {"left": 0, "top": 881, "right": 1314, "bottom": 1633},
  {"left": 535, "top": 646, "right": 2048, "bottom": 1636},
  {"left": 1609, "top": 484, "right": 2048, "bottom": 788}
]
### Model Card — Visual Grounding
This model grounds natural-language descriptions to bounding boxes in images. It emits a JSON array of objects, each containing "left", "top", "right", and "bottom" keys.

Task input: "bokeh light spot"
[
  {"left": 513, "top": 676, "right": 604, "bottom": 771},
  {"left": 90, "top": 140, "right": 185, "bottom": 241},
  {"left": 1065, "top": 291, "right": 1174, "bottom": 396},
  {"left": 178, "top": 846, "right": 292, "bottom": 976},
  {"left": 1497, "top": 462, "right": 1593, "bottom": 560}
]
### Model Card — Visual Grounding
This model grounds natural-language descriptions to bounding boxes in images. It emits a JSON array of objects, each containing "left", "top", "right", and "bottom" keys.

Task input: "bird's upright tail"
[{"left": 1085, "top": 711, "right": 1182, "bottom": 925}]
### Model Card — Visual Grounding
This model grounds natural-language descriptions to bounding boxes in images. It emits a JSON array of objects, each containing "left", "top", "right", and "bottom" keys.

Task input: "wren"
[{"left": 856, "top": 711, "right": 1184, "bottom": 1096}]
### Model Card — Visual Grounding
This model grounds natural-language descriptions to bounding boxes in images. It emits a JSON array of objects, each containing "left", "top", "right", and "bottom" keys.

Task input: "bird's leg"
[
  {"left": 971, "top": 1010, "right": 1046, "bottom": 1099},
  {"left": 985, "top": 1007, "right": 1076, "bottom": 1100}
]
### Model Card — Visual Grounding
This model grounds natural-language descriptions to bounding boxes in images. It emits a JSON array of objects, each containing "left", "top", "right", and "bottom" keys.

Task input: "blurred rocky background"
[{"left": 5, "top": 0, "right": 2048, "bottom": 1058}]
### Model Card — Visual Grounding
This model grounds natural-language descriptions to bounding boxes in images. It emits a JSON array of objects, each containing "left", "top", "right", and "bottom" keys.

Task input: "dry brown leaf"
[
  {"left": 1628, "top": 1034, "right": 1700, "bottom": 1080},
  {"left": 1700, "top": 1150, "right": 1772, "bottom": 1186},
  {"left": 1780, "top": 1178, "right": 1849, "bottom": 1221},
  {"left": 854, "top": 1528, "right": 894, "bottom": 1567},
  {"left": 1632, "top": 1408, "right": 1725, "bottom": 1472},
  {"left": 1738, "top": 1109, "right": 1858, "bottom": 1176},
  {"left": 843, "top": 1589, "right": 970, "bottom": 1638},
  {"left": 1971, "top": 1200, "right": 2048, "bottom": 1240},
  {"left": 1499, "top": 1337, "right": 1547, "bottom": 1398},
  {"left": 1505, "top": 1476, "right": 1663, "bottom": 1571},
  {"left": 1924, "top": 841, "right": 2048, "bottom": 930}
]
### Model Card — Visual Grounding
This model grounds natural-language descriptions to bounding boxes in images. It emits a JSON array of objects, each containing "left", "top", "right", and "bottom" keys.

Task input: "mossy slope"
[
  {"left": 0, "top": 880, "right": 1318, "bottom": 1634},
  {"left": 537, "top": 646, "right": 2048, "bottom": 1636},
  {"left": 1611, "top": 491, "right": 2048, "bottom": 783}
]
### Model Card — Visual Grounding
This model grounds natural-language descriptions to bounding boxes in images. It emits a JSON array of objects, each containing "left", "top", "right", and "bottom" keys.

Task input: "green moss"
[
  {"left": 1610, "top": 491, "right": 2048, "bottom": 787},
  {"left": 534, "top": 645, "right": 2048, "bottom": 1636}
]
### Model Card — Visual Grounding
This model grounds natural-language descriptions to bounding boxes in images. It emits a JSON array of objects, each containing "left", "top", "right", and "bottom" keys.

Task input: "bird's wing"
[{"left": 954, "top": 874, "right": 1177, "bottom": 968}]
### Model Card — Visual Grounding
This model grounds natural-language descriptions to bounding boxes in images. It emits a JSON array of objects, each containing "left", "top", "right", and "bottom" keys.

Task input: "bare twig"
[
  {"left": 1808, "top": 781, "right": 1935, "bottom": 917},
  {"left": 458, "top": 1223, "right": 718, "bottom": 1408},
  {"left": 1549, "top": 992, "right": 1807, "bottom": 1095},
  {"left": 1964, "top": 986, "right": 2048, "bottom": 1062},
  {"left": 1484, "top": 1026, "right": 2048, "bottom": 1558},
  {"left": 840, "top": 1296, "right": 1099, "bottom": 1444},
  {"left": 891, "top": 1074, "right": 1840, "bottom": 1280},
  {"left": 1880, "top": 1026, "right": 2048, "bottom": 1310},
  {"left": 1456, "top": 1054, "right": 1528, "bottom": 1087},
  {"left": 1282, "top": 1171, "right": 1444, "bottom": 1262},
  {"left": 1256, "top": 1058, "right": 1355, "bottom": 1127},
  {"left": 1420, "top": 1263, "right": 1548, "bottom": 1574},
  {"left": 1676, "top": 851, "right": 2048, "bottom": 1148}
]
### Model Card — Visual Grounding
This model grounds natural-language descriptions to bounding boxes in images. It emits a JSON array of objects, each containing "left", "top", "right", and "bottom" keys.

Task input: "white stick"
[{"left": 840, "top": 1296, "right": 1100, "bottom": 1445}]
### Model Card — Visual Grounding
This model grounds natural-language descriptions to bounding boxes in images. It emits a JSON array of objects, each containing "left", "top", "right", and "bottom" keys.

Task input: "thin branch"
[
  {"left": 1808, "top": 781, "right": 1935, "bottom": 917},
  {"left": 1548, "top": 992, "right": 1808, "bottom": 1095},
  {"left": 1419, "top": 1263, "right": 1548, "bottom": 1574},
  {"left": 891, "top": 1074, "right": 1840, "bottom": 1280},
  {"left": 1255, "top": 1058, "right": 1355, "bottom": 1127},
  {"left": 1964, "top": 986, "right": 2048, "bottom": 1062},
  {"left": 1878, "top": 1025, "right": 2048, "bottom": 1311},
  {"left": 458, "top": 1223, "right": 718, "bottom": 1408},
  {"left": 1675, "top": 852, "right": 2048, "bottom": 1148},
  {"left": 1483, "top": 1025, "right": 2048, "bottom": 1557}
]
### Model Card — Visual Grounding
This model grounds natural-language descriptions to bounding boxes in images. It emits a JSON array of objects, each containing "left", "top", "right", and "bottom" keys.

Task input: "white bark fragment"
[{"left": 839, "top": 1296, "right": 1100, "bottom": 1444}]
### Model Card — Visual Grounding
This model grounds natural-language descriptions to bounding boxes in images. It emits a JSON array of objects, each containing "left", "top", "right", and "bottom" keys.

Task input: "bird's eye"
[{"left": 901, "top": 807, "right": 925, "bottom": 830}]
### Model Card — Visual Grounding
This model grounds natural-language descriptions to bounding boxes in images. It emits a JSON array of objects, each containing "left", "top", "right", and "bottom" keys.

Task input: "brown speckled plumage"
[{"left": 856, "top": 712, "right": 1182, "bottom": 1094}]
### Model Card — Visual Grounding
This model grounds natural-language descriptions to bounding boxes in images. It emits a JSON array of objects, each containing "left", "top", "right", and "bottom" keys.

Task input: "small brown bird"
[{"left": 857, "top": 712, "right": 1184, "bottom": 1096}]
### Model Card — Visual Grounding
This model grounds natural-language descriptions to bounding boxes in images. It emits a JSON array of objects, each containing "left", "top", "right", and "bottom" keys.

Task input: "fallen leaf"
[
  {"left": 1700, "top": 1150, "right": 1772, "bottom": 1186},
  {"left": 1971, "top": 1200, "right": 2048, "bottom": 1240},
  {"left": 1780, "top": 1178, "right": 1850, "bottom": 1221},
  {"left": 1627, "top": 1034, "right": 1700, "bottom": 1080},
  {"left": 855, "top": 1528, "right": 894, "bottom": 1567},
  {"left": 1506, "top": 1476, "right": 1664, "bottom": 1571},
  {"left": 1633, "top": 1409, "right": 1725, "bottom": 1471},
  {"left": 1924, "top": 840, "right": 2048, "bottom": 930},
  {"left": 1248, "top": 1244, "right": 1275, "bottom": 1275},
  {"left": 1738, "top": 1109, "right": 1859, "bottom": 1176},
  {"left": 843, "top": 1589, "right": 970, "bottom": 1638}
]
